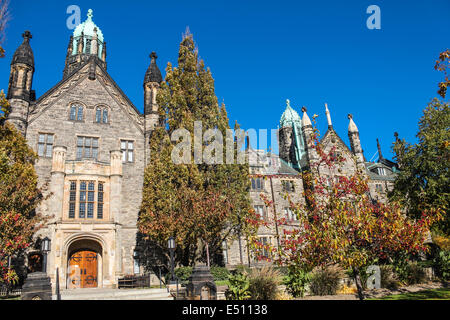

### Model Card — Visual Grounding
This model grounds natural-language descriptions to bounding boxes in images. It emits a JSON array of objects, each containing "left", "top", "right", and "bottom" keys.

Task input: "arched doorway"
[{"left": 67, "top": 239, "right": 102, "bottom": 289}]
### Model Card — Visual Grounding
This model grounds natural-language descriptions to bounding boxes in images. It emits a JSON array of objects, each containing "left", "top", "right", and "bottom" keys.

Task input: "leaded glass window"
[
  {"left": 76, "top": 136, "right": 99, "bottom": 159},
  {"left": 37, "top": 133, "right": 54, "bottom": 158}
]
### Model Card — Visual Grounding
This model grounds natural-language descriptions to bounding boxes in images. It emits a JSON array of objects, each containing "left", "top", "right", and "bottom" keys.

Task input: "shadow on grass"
[{"left": 372, "top": 288, "right": 450, "bottom": 300}]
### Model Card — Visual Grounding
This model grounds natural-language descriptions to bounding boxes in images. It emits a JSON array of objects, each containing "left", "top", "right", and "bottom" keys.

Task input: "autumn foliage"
[
  {"left": 0, "top": 92, "right": 44, "bottom": 285},
  {"left": 249, "top": 122, "right": 442, "bottom": 300}
]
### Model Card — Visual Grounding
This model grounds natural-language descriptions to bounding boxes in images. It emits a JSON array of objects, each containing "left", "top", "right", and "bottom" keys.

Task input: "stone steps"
[{"left": 54, "top": 287, "right": 174, "bottom": 300}]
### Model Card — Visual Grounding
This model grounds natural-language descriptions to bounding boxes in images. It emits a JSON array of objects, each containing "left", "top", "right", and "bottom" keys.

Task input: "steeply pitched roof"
[
  {"left": 35, "top": 57, "right": 141, "bottom": 116},
  {"left": 12, "top": 31, "right": 34, "bottom": 69},
  {"left": 144, "top": 52, "right": 162, "bottom": 84}
]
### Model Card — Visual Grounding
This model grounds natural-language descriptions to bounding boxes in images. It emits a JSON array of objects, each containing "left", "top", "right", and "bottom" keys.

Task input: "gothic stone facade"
[{"left": 6, "top": 13, "right": 398, "bottom": 289}]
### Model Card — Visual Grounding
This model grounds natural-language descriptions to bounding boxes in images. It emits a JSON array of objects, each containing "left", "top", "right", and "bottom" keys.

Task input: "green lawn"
[{"left": 369, "top": 288, "right": 450, "bottom": 300}]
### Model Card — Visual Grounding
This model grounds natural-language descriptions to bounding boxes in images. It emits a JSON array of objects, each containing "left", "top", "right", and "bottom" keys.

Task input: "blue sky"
[{"left": 1, "top": 0, "right": 449, "bottom": 161}]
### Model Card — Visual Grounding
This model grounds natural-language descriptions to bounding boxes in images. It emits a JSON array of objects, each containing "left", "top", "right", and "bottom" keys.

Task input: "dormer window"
[
  {"left": 70, "top": 104, "right": 84, "bottom": 121},
  {"left": 377, "top": 167, "right": 386, "bottom": 176},
  {"left": 95, "top": 107, "right": 109, "bottom": 124}
]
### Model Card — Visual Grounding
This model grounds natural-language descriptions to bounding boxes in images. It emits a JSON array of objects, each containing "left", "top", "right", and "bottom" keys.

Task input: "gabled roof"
[
  {"left": 320, "top": 127, "right": 353, "bottom": 156},
  {"left": 34, "top": 57, "right": 141, "bottom": 116}
]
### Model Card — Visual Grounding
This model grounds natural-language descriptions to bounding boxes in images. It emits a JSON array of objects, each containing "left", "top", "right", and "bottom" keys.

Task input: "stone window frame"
[
  {"left": 36, "top": 132, "right": 54, "bottom": 158},
  {"left": 120, "top": 139, "right": 135, "bottom": 163},
  {"left": 258, "top": 236, "right": 271, "bottom": 259},
  {"left": 283, "top": 206, "right": 298, "bottom": 221},
  {"left": 93, "top": 104, "right": 110, "bottom": 125},
  {"left": 66, "top": 179, "right": 107, "bottom": 221},
  {"left": 76, "top": 135, "right": 100, "bottom": 160},
  {"left": 68, "top": 101, "right": 87, "bottom": 122},
  {"left": 253, "top": 204, "right": 266, "bottom": 220},
  {"left": 281, "top": 180, "right": 295, "bottom": 193},
  {"left": 250, "top": 177, "right": 264, "bottom": 191}
]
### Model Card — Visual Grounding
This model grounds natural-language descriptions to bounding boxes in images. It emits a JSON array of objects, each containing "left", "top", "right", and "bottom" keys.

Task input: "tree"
[
  {"left": 248, "top": 120, "right": 442, "bottom": 300},
  {"left": 138, "top": 29, "right": 253, "bottom": 267},
  {"left": 0, "top": 0, "right": 10, "bottom": 58},
  {"left": 0, "top": 93, "right": 45, "bottom": 285},
  {"left": 389, "top": 51, "right": 450, "bottom": 235}
]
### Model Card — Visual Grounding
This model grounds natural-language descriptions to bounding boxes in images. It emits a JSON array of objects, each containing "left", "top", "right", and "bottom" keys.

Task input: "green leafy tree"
[
  {"left": 0, "top": 93, "right": 45, "bottom": 285},
  {"left": 390, "top": 51, "right": 450, "bottom": 235}
]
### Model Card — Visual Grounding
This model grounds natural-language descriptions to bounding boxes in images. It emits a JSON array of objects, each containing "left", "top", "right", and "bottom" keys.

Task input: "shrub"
[
  {"left": 309, "top": 266, "right": 342, "bottom": 296},
  {"left": 225, "top": 272, "right": 250, "bottom": 300},
  {"left": 171, "top": 266, "right": 192, "bottom": 285},
  {"left": 210, "top": 266, "right": 230, "bottom": 281},
  {"left": 283, "top": 266, "right": 311, "bottom": 298},
  {"left": 433, "top": 250, "right": 450, "bottom": 281},
  {"left": 248, "top": 266, "right": 281, "bottom": 300},
  {"left": 404, "top": 262, "right": 427, "bottom": 285},
  {"left": 380, "top": 265, "right": 399, "bottom": 290}
]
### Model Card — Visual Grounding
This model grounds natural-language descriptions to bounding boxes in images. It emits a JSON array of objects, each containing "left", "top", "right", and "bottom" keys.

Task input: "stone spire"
[
  {"left": 376, "top": 138, "right": 384, "bottom": 161},
  {"left": 348, "top": 114, "right": 365, "bottom": 170},
  {"left": 144, "top": 52, "right": 163, "bottom": 84},
  {"left": 11, "top": 31, "right": 34, "bottom": 69},
  {"left": 301, "top": 107, "right": 318, "bottom": 166},
  {"left": 325, "top": 103, "right": 332, "bottom": 129},
  {"left": 301, "top": 106, "right": 312, "bottom": 127}
]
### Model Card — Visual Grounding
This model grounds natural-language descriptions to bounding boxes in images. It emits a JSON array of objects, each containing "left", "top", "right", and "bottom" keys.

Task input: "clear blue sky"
[{"left": 1, "top": 0, "right": 449, "bottom": 161}]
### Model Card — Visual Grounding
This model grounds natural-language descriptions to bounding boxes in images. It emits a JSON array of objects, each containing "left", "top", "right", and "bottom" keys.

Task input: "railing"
[
  {"left": 0, "top": 285, "right": 21, "bottom": 298},
  {"left": 117, "top": 274, "right": 152, "bottom": 289}
]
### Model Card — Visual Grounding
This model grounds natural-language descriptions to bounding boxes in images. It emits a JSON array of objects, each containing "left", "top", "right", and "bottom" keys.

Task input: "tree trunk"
[{"left": 353, "top": 269, "right": 365, "bottom": 301}]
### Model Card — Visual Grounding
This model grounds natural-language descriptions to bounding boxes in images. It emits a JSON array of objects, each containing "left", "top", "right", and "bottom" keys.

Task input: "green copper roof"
[
  {"left": 280, "top": 99, "right": 301, "bottom": 128},
  {"left": 72, "top": 9, "right": 104, "bottom": 58}
]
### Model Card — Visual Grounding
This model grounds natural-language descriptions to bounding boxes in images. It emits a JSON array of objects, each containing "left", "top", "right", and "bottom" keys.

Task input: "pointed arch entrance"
[{"left": 67, "top": 238, "right": 102, "bottom": 289}]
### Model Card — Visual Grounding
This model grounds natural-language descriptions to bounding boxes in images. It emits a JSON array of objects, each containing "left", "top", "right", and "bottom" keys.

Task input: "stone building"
[
  {"left": 5, "top": 10, "right": 398, "bottom": 286},
  {"left": 6, "top": 10, "right": 162, "bottom": 289},
  {"left": 224, "top": 100, "right": 398, "bottom": 267}
]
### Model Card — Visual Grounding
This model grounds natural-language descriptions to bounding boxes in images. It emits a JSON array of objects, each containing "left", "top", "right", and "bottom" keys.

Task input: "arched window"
[
  {"left": 70, "top": 104, "right": 84, "bottom": 121},
  {"left": 95, "top": 108, "right": 101, "bottom": 123},
  {"left": 95, "top": 107, "right": 109, "bottom": 124},
  {"left": 102, "top": 109, "right": 108, "bottom": 123}
]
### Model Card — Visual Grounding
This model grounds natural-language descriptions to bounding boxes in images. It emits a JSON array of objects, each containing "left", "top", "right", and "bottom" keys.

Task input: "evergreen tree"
[{"left": 138, "top": 29, "right": 253, "bottom": 267}]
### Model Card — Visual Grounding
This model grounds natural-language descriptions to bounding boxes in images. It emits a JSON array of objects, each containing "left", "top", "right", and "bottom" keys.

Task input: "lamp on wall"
[{"left": 41, "top": 237, "right": 51, "bottom": 273}]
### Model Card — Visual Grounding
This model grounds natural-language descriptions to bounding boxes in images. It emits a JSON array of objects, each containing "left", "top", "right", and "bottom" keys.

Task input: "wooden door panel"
[{"left": 68, "top": 250, "right": 98, "bottom": 288}]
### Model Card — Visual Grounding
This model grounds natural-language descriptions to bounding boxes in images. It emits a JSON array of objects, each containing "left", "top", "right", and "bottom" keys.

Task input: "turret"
[
  {"left": 7, "top": 30, "right": 35, "bottom": 134},
  {"left": 301, "top": 107, "right": 318, "bottom": 166},
  {"left": 63, "top": 9, "right": 106, "bottom": 78},
  {"left": 278, "top": 99, "right": 306, "bottom": 170},
  {"left": 348, "top": 114, "right": 365, "bottom": 170},
  {"left": 143, "top": 51, "right": 163, "bottom": 165}
]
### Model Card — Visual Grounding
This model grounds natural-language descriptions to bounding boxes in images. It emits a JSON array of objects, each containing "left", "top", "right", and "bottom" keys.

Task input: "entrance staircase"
[{"left": 54, "top": 287, "right": 174, "bottom": 300}]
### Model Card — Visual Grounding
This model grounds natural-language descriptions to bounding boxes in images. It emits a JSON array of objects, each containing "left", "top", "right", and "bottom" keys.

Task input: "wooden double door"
[{"left": 68, "top": 250, "right": 98, "bottom": 288}]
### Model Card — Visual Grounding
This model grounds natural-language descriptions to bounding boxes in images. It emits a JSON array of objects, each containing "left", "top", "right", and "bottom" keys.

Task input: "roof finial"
[
  {"left": 150, "top": 51, "right": 158, "bottom": 62},
  {"left": 22, "top": 30, "right": 32, "bottom": 42},
  {"left": 87, "top": 9, "right": 93, "bottom": 19},
  {"left": 348, "top": 113, "right": 353, "bottom": 120},
  {"left": 286, "top": 99, "right": 290, "bottom": 108}
]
